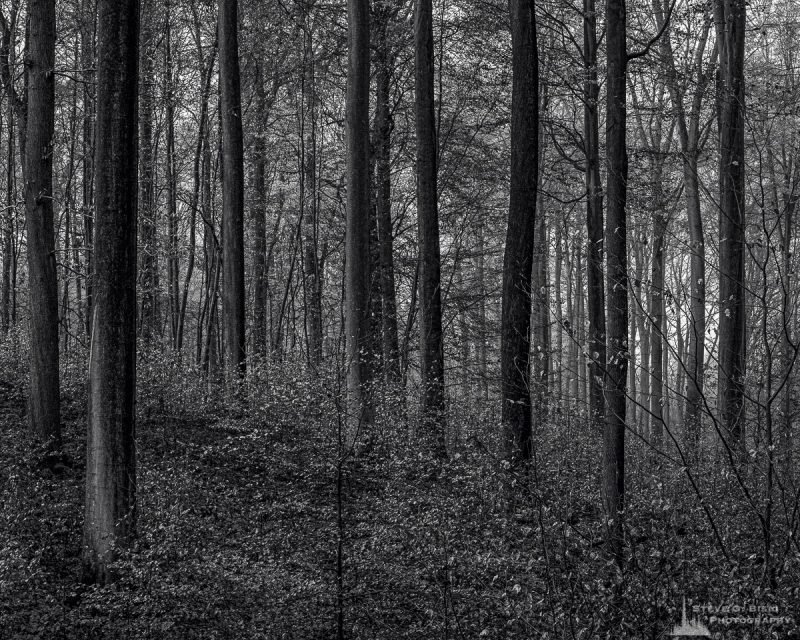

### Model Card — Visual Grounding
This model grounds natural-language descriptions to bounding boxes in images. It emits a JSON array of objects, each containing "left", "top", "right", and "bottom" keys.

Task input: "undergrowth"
[{"left": 0, "top": 343, "right": 798, "bottom": 638}]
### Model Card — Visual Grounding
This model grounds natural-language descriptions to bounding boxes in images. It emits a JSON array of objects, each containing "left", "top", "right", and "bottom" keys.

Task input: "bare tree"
[
  {"left": 83, "top": 0, "right": 139, "bottom": 584},
  {"left": 345, "top": 0, "right": 372, "bottom": 436},
  {"left": 415, "top": 0, "right": 446, "bottom": 456},
  {"left": 374, "top": 3, "right": 401, "bottom": 384},
  {"left": 714, "top": 0, "right": 747, "bottom": 449},
  {"left": 603, "top": 0, "right": 628, "bottom": 565},
  {"left": 219, "top": 0, "right": 246, "bottom": 377},
  {"left": 657, "top": 3, "right": 714, "bottom": 438},
  {"left": 138, "top": 0, "right": 159, "bottom": 339},
  {"left": 501, "top": 0, "right": 538, "bottom": 462},
  {"left": 25, "top": 0, "right": 60, "bottom": 446},
  {"left": 583, "top": 0, "right": 606, "bottom": 430}
]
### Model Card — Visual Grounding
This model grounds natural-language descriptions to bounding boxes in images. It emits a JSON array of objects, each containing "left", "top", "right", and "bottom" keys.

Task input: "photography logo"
[{"left": 669, "top": 597, "right": 711, "bottom": 637}]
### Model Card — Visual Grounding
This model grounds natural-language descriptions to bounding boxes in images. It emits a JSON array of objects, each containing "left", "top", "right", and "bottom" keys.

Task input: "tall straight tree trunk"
[
  {"left": 634, "top": 244, "right": 648, "bottom": 432},
  {"left": 677, "top": 313, "right": 687, "bottom": 418},
  {"left": 554, "top": 221, "right": 563, "bottom": 408},
  {"left": 628, "top": 288, "right": 637, "bottom": 425},
  {"left": 1, "top": 2, "right": 25, "bottom": 333},
  {"left": 780, "top": 162, "right": 798, "bottom": 467},
  {"left": 531, "top": 189, "right": 550, "bottom": 415},
  {"left": 603, "top": 0, "right": 628, "bottom": 565},
  {"left": 565, "top": 236, "right": 577, "bottom": 409},
  {"left": 658, "top": 3, "right": 713, "bottom": 440},
  {"left": 80, "top": 0, "right": 95, "bottom": 338},
  {"left": 583, "top": 0, "right": 606, "bottom": 430},
  {"left": 25, "top": 0, "right": 59, "bottom": 446},
  {"left": 714, "top": 0, "right": 746, "bottom": 449},
  {"left": 83, "top": 0, "right": 139, "bottom": 584},
  {"left": 684, "top": 142, "right": 707, "bottom": 438},
  {"left": 576, "top": 241, "right": 587, "bottom": 411},
  {"left": 374, "top": 9, "right": 400, "bottom": 384},
  {"left": 1, "top": 0, "right": 28, "bottom": 178},
  {"left": 345, "top": 0, "right": 372, "bottom": 436},
  {"left": 165, "top": 6, "right": 179, "bottom": 348},
  {"left": 2, "top": 100, "right": 13, "bottom": 334},
  {"left": 531, "top": 78, "right": 550, "bottom": 418},
  {"left": 415, "top": 0, "right": 446, "bottom": 456},
  {"left": 219, "top": 0, "right": 246, "bottom": 378},
  {"left": 252, "top": 61, "right": 268, "bottom": 357},
  {"left": 501, "top": 0, "right": 538, "bottom": 462},
  {"left": 138, "top": 0, "right": 158, "bottom": 339},
  {"left": 177, "top": 45, "right": 215, "bottom": 352},
  {"left": 650, "top": 188, "right": 666, "bottom": 447},
  {"left": 63, "top": 63, "right": 80, "bottom": 353},
  {"left": 476, "top": 222, "right": 489, "bottom": 400},
  {"left": 301, "top": 28, "right": 323, "bottom": 366}
]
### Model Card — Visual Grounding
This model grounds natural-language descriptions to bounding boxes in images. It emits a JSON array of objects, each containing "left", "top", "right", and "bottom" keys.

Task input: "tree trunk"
[
  {"left": 375, "top": 10, "right": 400, "bottom": 384},
  {"left": 583, "top": 0, "right": 606, "bottom": 430},
  {"left": 252, "top": 61, "right": 268, "bottom": 357},
  {"left": 219, "top": 0, "right": 246, "bottom": 378},
  {"left": 501, "top": 0, "right": 538, "bottom": 462},
  {"left": 415, "top": 0, "right": 446, "bottom": 456},
  {"left": 83, "top": 0, "right": 139, "bottom": 584},
  {"left": 658, "top": 2, "right": 713, "bottom": 440},
  {"left": 554, "top": 221, "right": 563, "bottom": 409},
  {"left": 576, "top": 240, "right": 587, "bottom": 412},
  {"left": 565, "top": 235, "right": 576, "bottom": 410},
  {"left": 1, "top": 1, "right": 25, "bottom": 333},
  {"left": 2, "top": 101, "right": 13, "bottom": 334},
  {"left": 649, "top": 172, "right": 666, "bottom": 447},
  {"left": 475, "top": 222, "right": 489, "bottom": 400},
  {"left": 80, "top": 0, "right": 95, "bottom": 338},
  {"left": 634, "top": 243, "right": 648, "bottom": 432},
  {"left": 531, "top": 79, "right": 550, "bottom": 418},
  {"left": 345, "top": 0, "right": 372, "bottom": 437},
  {"left": 531, "top": 189, "right": 550, "bottom": 416},
  {"left": 165, "top": 5, "right": 179, "bottom": 348},
  {"left": 25, "top": 0, "right": 60, "bottom": 446},
  {"left": 780, "top": 160, "right": 798, "bottom": 468},
  {"left": 138, "top": 0, "right": 158, "bottom": 339},
  {"left": 301, "top": 25, "right": 323, "bottom": 365},
  {"left": 603, "top": 0, "right": 628, "bottom": 564},
  {"left": 177, "top": 45, "right": 215, "bottom": 352},
  {"left": 714, "top": 0, "right": 746, "bottom": 449}
]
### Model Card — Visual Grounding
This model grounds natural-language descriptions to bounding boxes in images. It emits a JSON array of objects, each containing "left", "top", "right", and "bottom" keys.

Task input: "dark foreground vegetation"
[{"left": 1, "top": 339, "right": 798, "bottom": 639}]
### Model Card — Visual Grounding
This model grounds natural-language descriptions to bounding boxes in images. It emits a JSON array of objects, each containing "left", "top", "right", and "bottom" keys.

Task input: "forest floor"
[{"left": 1, "top": 353, "right": 799, "bottom": 639}]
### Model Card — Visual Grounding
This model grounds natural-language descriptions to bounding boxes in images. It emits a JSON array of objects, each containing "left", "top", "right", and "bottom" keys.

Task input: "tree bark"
[
  {"left": 650, "top": 189, "right": 666, "bottom": 447},
  {"left": 252, "top": 61, "right": 268, "bottom": 357},
  {"left": 2, "top": 101, "right": 13, "bottom": 334},
  {"left": 165, "top": 3, "right": 179, "bottom": 348},
  {"left": 374, "top": 9, "right": 400, "bottom": 385},
  {"left": 501, "top": 0, "right": 538, "bottom": 462},
  {"left": 177, "top": 44, "right": 215, "bottom": 352},
  {"left": 300, "top": 21, "right": 322, "bottom": 366},
  {"left": 80, "top": 0, "right": 95, "bottom": 338},
  {"left": 219, "top": 0, "right": 246, "bottom": 378},
  {"left": 475, "top": 221, "right": 489, "bottom": 400},
  {"left": 714, "top": 0, "right": 746, "bottom": 449},
  {"left": 83, "top": 0, "right": 139, "bottom": 584},
  {"left": 603, "top": 0, "right": 628, "bottom": 565},
  {"left": 780, "top": 159, "right": 798, "bottom": 468},
  {"left": 345, "top": 0, "right": 372, "bottom": 437},
  {"left": 583, "top": 0, "right": 606, "bottom": 430},
  {"left": 415, "top": 0, "right": 446, "bottom": 456},
  {"left": 25, "top": 0, "right": 60, "bottom": 446},
  {"left": 1, "top": 1, "right": 25, "bottom": 333},
  {"left": 658, "top": 2, "right": 713, "bottom": 440},
  {"left": 138, "top": 0, "right": 158, "bottom": 339}
]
